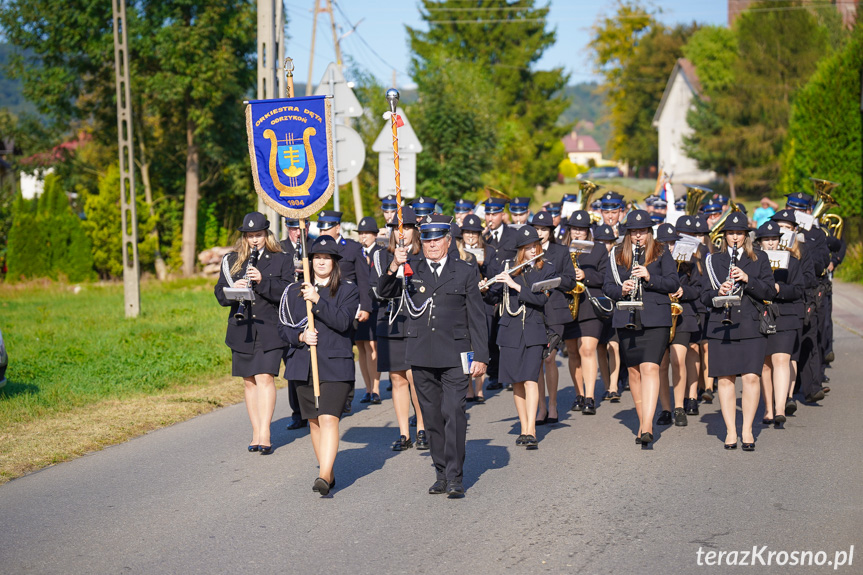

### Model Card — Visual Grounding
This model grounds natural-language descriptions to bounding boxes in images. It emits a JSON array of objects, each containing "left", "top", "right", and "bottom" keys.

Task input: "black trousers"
[
  {"left": 412, "top": 365, "right": 469, "bottom": 482},
  {"left": 288, "top": 380, "right": 304, "bottom": 421},
  {"left": 487, "top": 313, "right": 501, "bottom": 380},
  {"left": 818, "top": 282, "right": 833, "bottom": 373},
  {"left": 796, "top": 304, "right": 823, "bottom": 397}
]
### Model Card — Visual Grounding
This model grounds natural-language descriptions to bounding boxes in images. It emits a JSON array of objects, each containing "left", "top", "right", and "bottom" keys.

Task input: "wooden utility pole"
[{"left": 111, "top": 0, "right": 141, "bottom": 318}]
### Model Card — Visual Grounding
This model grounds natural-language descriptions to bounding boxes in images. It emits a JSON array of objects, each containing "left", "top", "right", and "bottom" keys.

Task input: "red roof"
[
  {"left": 20, "top": 132, "right": 91, "bottom": 167},
  {"left": 562, "top": 131, "right": 601, "bottom": 155}
]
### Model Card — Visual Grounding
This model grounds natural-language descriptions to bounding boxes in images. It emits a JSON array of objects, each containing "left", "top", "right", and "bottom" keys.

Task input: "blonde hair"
[
  {"left": 230, "top": 231, "right": 282, "bottom": 275},
  {"left": 719, "top": 234, "right": 758, "bottom": 262}
]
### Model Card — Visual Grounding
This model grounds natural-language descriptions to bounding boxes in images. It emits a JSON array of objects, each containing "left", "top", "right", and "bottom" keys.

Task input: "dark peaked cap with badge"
[
  {"left": 238, "top": 212, "right": 270, "bottom": 232},
  {"left": 419, "top": 214, "right": 453, "bottom": 240},
  {"left": 722, "top": 212, "right": 749, "bottom": 231},
  {"left": 309, "top": 236, "right": 342, "bottom": 259},
  {"left": 317, "top": 210, "right": 342, "bottom": 230},
  {"left": 515, "top": 225, "right": 541, "bottom": 248},
  {"left": 624, "top": 209, "right": 652, "bottom": 229},
  {"left": 786, "top": 192, "right": 813, "bottom": 209},
  {"left": 567, "top": 210, "right": 591, "bottom": 229},
  {"left": 357, "top": 217, "right": 379, "bottom": 233},
  {"left": 755, "top": 220, "right": 782, "bottom": 239}
]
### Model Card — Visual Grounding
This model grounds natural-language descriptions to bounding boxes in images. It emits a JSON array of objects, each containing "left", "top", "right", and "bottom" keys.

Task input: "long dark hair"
[
  {"left": 312, "top": 254, "right": 342, "bottom": 297},
  {"left": 388, "top": 226, "right": 421, "bottom": 255},
  {"left": 616, "top": 232, "right": 663, "bottom": 268}
]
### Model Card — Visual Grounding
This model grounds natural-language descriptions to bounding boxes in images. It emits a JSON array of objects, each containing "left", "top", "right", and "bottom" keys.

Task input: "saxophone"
[{"left": 567, "top": 251, "right": 586, "bottom": 320}]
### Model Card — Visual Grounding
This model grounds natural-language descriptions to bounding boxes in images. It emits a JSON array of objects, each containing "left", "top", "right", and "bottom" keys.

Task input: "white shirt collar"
[
  {"left": 542, "top": 241, "right": 549, "bottom": 250},
  {"left": 429, "top": 255, "right": 448, "bottom": 274}
]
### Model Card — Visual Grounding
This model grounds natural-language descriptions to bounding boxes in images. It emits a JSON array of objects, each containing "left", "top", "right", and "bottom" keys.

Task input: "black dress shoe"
[
  {"left": 570, "top": 395, "right": 585, "bottom": 412},
  {"left": 415, "top": 430, "right": 430, "bottom": 450},
  {"left": 774, "top": 414, "right": 787, "bottom": 427},
  {"left": 392, "top": 435, "right": 413, "bottom": 451},
  {"left": 486, "top": 380, "right": 503, "bottom": 390},
  {"left": 656, "top": 410, "right": 673, "bottom": 426},
  {"left": 701, "top": 388, "right": 714, "bottom": 403},
  {"left": 474, "top": 396, "right": 485, "bottom": 404},
  {"left": 546, "top": 416, "right": 559, "bottom": 424},
  {"left": 741, "top": 442, "right": 755, "bottom": 452},
  {"left": 446, "top": 481, "right": 465, "bottom": 498},
  {"left": 684, "top": 398, "right": 699, "bottom": 416},
  {"left": 639, "top": 432, "right": 653, "bottom": 445},
  {"left": 582, "top": 397, "right": 596, "bottom": 415},
  {"left": 515, "top": 434, "right": 527, "bottom": 446},
  {"left": 342, "top": 399, "right": 352, "bottom": 414},
  {"left": 805, "top": 390, "right": 825, "bottom": 403},
  {"left": 409, "top": 415, "right": 417, "bottom": 427},
  {"left": 825, "top": 351, "right": 835, "bottom": 363},
  {"left": 248, "top": 444, "right": 259, "bottom": 452},
  {"left": 724, "top": 441, "right": 738, "bottom": 450},
  {"left": 286, "top": 418, "right": 308, "bottom": 430},
  {"left": 524, "top": 435, "right": 538, "bottom": 450},
  {"left": 536, "top": 417, "right": 548, "bottom": 426},
  {"left": 673, "top": 407, "right": 687, "bottom": 427},
  {"left": 762, "top": 417, "right": 774, "bottom": 425},
  {"left": 359, "top": 392, "right": 372, "bottom": 403},
  {"left": 259, "top": 445, "right": 273, "bottom": 455},
  {"left": 635, "top": 435, "right": 642, "bottom": 445},
  {"left": 428, "top": 479, "right": 447, "bottom": 494},
  {"left": 466, "top": 396, "right": 476, "bottom": 403},
  {"left": 370, "top": 393, "right": 382, "bottom": 405},
  {"left": 313, "top": 477, "right": 332, "bottom": 496},
  {"left": 785, "top": 399, "right": 797, "bottom": 415},
  {"left": 609, "top": 391, "right": 621, "bottom": 402}
]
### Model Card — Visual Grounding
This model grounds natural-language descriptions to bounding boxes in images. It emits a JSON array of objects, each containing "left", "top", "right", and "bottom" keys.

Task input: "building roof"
[
  {"left": 652, "top": 58, "right": 703, "bottom": 127},
  {"left": 562, "top": 130, "right": 602, "bottom": 155},
  {"left": 19, "top": 132, "right": 91, "bottom": 167}
]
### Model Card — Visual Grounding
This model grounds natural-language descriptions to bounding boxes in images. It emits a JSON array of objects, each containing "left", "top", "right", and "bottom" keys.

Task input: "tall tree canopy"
[
  {"left": 407, "top": 0, "right": 570, "bottom": 198},
  {"left": 0, "top": 0, "right": 257, "bottom": 277}
]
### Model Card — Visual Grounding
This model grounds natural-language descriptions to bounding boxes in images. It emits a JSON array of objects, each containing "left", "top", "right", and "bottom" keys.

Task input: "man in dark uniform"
[
  {"left": 317, "top": 210, "right": 372, "bottom": 413},
  {"left": 453, "top": 198, "right": 475, "bottom": 226},
  {"left": 509, "top": 197, "right": 531, "bottom": 226},
  {"left": 822, "top": 225, "right": 846, "bottom": 370},
  {"left": 380, "top": 214, "right": 489, "bottom": 498},
  {"left": 280, "top": 218, "right": 307, "bottom": 430},
  {"left": 411, "top": 196, "right": 437, "bottom": 218},
  {"left": 481, "top": 197, "right": 518, "bottom": 390},
  {"left": 599, "top": 192, "right": 625, "bottom": 238}
]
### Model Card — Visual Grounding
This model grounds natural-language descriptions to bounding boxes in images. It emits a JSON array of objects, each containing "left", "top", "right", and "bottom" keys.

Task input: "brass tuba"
[
  {"left": 579, "top": 180, "right": 603, "bottom": 224},
  {"left": 682, "top": 184, "right": 711, "bottom": 216},
  {"left": 708, "top": 200, "right": 743, "bottom": 249},
  {"left": 810, "top": 178, "right": 844, "bottom": 240}
]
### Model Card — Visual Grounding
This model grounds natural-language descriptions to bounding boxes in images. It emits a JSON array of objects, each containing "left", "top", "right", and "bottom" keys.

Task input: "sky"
[{"left": 285, "top": 0, "right": 729, "bottom": 90}]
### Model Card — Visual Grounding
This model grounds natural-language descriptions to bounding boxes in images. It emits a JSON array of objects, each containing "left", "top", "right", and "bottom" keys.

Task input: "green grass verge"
[{"left": 0, "top": 277, "right": 231, "bottom": 426}]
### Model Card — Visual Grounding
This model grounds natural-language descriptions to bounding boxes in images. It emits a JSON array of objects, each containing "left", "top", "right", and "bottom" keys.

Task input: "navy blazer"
[
  {"left": 700, "top": 248, "right": 778, "bottom": 340},
  {"left": 542, "top": 243, "right": 578, "bottom": 326},
  {"left": 279, "top": 238, "right": 302, "bottom": 281},
  {"left": 334, "top": 236, "right": 372, "bottom": 314},
  {"left": 801, "top": 227, "right": 830, "bottom": 277},
  {"left": 484, "top": 224, "right": 519, "bottom": 268},
  {"left": 571, "top": 242, "right": 608, "bottom": 324},
  {"left": 278, "top": 280, "right": 359, "bottom": 382},
  {"left": 369, "top": 248, "right": 423, "bottom": 338},
  {"left": 485, "top": 259, "right": 557, "bottom": 347},
  {"left": 215, "top": 248, "right": 293, "bottom": 353},
  {"left": 378, "top": 255, "right": 490, "bottom": 368},
  {"left": 771, "top": 255, "right": 805, "bottom": 332},
  {"left": 602, "top": 248, "right": 680, "bottom": 329}
]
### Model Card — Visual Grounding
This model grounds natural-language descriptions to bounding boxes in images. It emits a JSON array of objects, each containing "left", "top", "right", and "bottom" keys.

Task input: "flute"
[{"left": 478, "top": 253, "right": 543, "bottom": 289}]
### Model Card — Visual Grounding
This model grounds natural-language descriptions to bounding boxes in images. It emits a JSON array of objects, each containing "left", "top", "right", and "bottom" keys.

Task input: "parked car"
[
  {"left": 576, "top": 166, "right": 624, "bottom": 180},
  {"left": 0, "top": 327, "right": 7, "bottom": 389}
]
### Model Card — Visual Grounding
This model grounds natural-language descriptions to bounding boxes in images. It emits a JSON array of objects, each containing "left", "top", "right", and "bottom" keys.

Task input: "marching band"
[{"left": 216, "top": 180, "right": 845, "bottom": 497}]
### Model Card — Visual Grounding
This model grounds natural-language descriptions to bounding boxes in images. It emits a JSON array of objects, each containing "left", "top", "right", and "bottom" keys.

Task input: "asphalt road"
[{"left": 1, "top": 283, "right": 862, "bottom": 574}]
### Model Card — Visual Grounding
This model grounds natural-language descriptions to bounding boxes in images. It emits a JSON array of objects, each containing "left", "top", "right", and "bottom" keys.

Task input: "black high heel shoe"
[
  {"left": 259, "top": 445, "right": 273, "bottom": 455},
  {"left": 639, "top": 432, "right": 653, "bottom": 446},
  {"left": 741, "top": 442, "right": 755, "bottom": 452},
  {"left": 774, "top": 414, "right": 786, "bottom": 428},
  {"left": 248, "top": 444, "right": 260, "bottom": 452},
  {"left": 724, "top": 438, "right": 738, "bottom": 449}
]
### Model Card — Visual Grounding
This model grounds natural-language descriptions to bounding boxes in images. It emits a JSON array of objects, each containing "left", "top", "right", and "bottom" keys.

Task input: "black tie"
[{"left": 430, "top": 262, "right": 441, "bottom": 277}]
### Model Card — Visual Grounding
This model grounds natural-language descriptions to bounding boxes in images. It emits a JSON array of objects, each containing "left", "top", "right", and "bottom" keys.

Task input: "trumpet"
[
  {"left": 234, "top": 248, "right": 260, "bottom": 321},
  {"left": 478, "top": 253, "right": 543, "bottom": 290}
]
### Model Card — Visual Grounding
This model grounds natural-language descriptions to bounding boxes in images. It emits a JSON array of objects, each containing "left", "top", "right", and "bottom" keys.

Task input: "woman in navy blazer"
[
  {"left": 700, "top": 213, "right": 777, "bottom": 451},
  {"left": 603, "top": 210, "right": 679, "bottom": 446},
  {"left": 530, "top": 211, "right": 577, "bottom": 423},
  {"left": 279, "top": 236, "right": 359, "bottom": 495},
  {"left": 484, "top": 226, "right": 558, "bottom": 449},
  {"left": 215, "top": 212, "right": 292, "bottom": 455},
  {"left": 755, "top": 221, "right": 804, "bottom": 429},
  {"left": 561, "top": 210, "right": 608, "bottom": 415}
]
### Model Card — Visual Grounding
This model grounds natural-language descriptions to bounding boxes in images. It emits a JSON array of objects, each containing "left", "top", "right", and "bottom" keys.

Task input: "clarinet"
[
  {"left": 625, "top": 244, "right": 643, "bottom": 329},
  {"left": 234, "top": 248, "right": 260, "bottom": 321},
  {"left": 721, "top": 248, "right": 738, "bottom": 325}
]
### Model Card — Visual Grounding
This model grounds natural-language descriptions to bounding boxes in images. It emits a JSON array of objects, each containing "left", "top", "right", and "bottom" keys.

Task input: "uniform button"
[
  {"left": 431, "top": 328, "right": 435, "bottom": 332},
  {"left": 431, "top": 316, "right": 436, "bottom": 319},
  {"left": 252, "top": 315, "right": 256, "bottom": 318}
]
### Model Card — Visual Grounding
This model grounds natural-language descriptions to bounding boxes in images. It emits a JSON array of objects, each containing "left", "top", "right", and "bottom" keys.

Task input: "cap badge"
[
  {"left": 576, "top": 214, "right": 582, "bottom": 220},
  {"left": 636, "top": 214, "right": 642, "bottom": 221},
  {"left": 321, "top": 239, "right": 327, "bottom": 245},
  {"left": 695, "top": 221, "right": 701, "bottom": 228},
  {"left": 524, "top": 229, "right": 530, "bottom": 236},
  {"left": 248, "top": 220, "right": 254, "bottom": 227}
]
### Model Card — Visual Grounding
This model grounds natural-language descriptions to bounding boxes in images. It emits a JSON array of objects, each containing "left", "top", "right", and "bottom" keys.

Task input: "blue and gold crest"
[{"left": 246, "top": 95, "right": 334, "bottom": 218}]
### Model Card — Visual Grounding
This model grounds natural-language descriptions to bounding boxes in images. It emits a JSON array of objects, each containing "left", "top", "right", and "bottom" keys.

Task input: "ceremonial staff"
[
  {"left": 245, "top": 57, "right": 336, "bottom": 409},
  {"left": 386, "top": 88, "right": 411, "bottom": 280}
]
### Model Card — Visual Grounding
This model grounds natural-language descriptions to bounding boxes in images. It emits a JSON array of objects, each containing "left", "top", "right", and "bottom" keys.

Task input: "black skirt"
[
  {"left": 600, "top": 321, "right": 617, "bottom": 345},
  {"left": 563, "top": 318, "right": 603, "bottom": 340},
  {"left": 708, "top": 336, "right": 767, "bottom": 377},
  {"left": 791, "top": 328, "right": 803, "bottom": 362},
  {"left": 672, "top": 327, "right": 701, "bottom": 346},
  {"left": 617, "top": 326, "right": 668, "bottom": 366},
  {"left": 231, "top": 335, "right": 283, "bottom": 377},
  {"left": 354, "top": 317, "right": 376, "bottom": 342},
  {"left": 293, "top": 380, "right": 354, "bottom": 419},
  {"left": 499, "top": 344, "right": 544, "bottom": 384},
  {"left": 766, "top": 329, "right": 798, "bottom": 356},
  {"left": 377, "top": 336, "right": 409, "bottom": 372}
]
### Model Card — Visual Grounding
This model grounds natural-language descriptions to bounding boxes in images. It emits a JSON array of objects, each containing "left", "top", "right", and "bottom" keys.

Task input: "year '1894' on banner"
[{"left": 245, "top": 95, "right": 335, "bottom": 219}]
